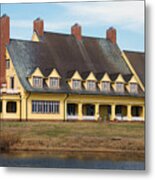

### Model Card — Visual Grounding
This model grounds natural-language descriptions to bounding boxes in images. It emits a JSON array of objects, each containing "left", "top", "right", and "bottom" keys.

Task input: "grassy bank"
[{"left": 0, "top": 121, "right": 144, "bottom": 153}]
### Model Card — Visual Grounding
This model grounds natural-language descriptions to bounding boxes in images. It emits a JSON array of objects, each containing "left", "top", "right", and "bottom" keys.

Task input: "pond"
[{"left": 0, "top": 151, "right": 145, "bottom": 170}]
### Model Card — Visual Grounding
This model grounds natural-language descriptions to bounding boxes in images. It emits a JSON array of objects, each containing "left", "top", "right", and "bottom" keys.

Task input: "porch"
[{"left": 66, "top": 103, "right": 145, "bottom": 121}]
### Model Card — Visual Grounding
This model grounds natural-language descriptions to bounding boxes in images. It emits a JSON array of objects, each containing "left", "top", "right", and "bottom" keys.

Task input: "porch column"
[
  {"left": 3, "top": 99, "right": 6, "bottom": 114},
  {"left": 127, "top": 105, "right": 132, "bottom": 121},
  {"left": 95, "top": 103, "right": 99, "bottom": 121},
  {"left": 78, "top": 103, "right": 83, "bottom": 120},
  {"left": 111, "top": 104, "right": 115, "bottom": 121},
  {"left": 141, "top": 105, "right": 145, "bottom": 121}
]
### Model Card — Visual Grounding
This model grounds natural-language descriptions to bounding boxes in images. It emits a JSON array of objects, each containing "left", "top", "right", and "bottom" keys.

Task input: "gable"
[
  {"left": 129, "top": 75, "right": 138, "bottom": 83},
  {"left": 30, "top": 67, "right": 44, "bottom": 78},
  {"left": 100, "top": 73, "right": 111, "bottom": 82},
  {"left": 48, "top": 68, "right": 61, "bottom": 78},
  {"left": 115, "top": 74, "right": 125, "bottom": 83},
  {"left": 5, "top": 49, "right": 25, "bottom": 92},
  {"left": 86, "top": 72, "right": 97, "bottom": 81}
]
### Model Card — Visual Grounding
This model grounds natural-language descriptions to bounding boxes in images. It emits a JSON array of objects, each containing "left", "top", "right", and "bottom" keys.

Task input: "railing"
[
  {"left": 6, "top": 89, "right": 19, "bottom": 94},
  {"left": 131, "top": 117, "right": 143, "bottom": 121},
  {"left": 82, "top": 115, "right": 95, "bottom": 120},
  {"left": 67, "top": 115, "right": 78, "bottom": 120},
  {"left": 115, "top": 115, "right": 128, "bottom": 121}
]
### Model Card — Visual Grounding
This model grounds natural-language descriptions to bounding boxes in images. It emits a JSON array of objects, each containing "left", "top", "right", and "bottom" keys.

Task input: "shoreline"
[{"left": 9, "top": 147, "right": 145, "bottom": 154}]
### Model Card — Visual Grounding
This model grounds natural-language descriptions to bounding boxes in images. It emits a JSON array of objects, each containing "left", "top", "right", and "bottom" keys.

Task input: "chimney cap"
[
  {"left": 0, "top": 14, "right": 8, "bottom": 18},
  {"left": 73, "top": 23, "right": 81, "bottom": 27},
  {"left": 34, "top": 17, "right": 43, "bottom": 21},
  {"left": 108, "top": 26, "right": 116, "bottom": 30}
]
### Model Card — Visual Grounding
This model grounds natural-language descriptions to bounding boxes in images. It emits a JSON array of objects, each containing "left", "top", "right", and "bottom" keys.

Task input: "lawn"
[{"left": 0, "top": 121, "right": 144, "bottom": 153}]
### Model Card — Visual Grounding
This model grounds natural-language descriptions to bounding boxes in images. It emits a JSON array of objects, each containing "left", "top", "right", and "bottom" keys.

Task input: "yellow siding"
[
  {"left": 28, "top": 67, "right": 44, "bottom": 86},
  {"left": 84, "top": 72, "right": 97, "bottom": 89},
  {"left": 98, "top": 73, "right": 111, "bottom": 90},
  {"left": 68, "top": 71, "right": 82, "bottom": 89},
  {"left": 27, "top": 93, "right": 67, "bottom": 120},
  {"left": 32, "top": 32, "right": 40, "bottom": 42},
  {"left": 46, "top": 68, "right": 61, "bottom": 87},
  {"left": 5, "top": 49, "right": 24, "bottom": 93},
  {"left": 126, "top": 75, "right": 138, "bottom": 92}
]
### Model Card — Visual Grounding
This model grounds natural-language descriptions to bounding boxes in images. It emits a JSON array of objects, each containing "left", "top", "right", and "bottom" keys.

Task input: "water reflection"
[{"left": 0, "top": 151, "right": 145, "bottom": 170}]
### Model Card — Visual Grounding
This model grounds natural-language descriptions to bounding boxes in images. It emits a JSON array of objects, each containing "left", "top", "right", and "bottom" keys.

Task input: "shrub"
[{"left": 0, "top": 132, "right": 21, "bottom": 152}]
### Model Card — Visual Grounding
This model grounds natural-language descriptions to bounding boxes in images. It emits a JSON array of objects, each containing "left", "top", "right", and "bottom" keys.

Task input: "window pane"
[
  {"left": 73, "top": 80, "right": 81, "bottom": 89},
  {"left": 6, "top": 102, "right": 17, "bottom": 113},
  {"left": 116, "top": 83, "right": 124, "bottom": 92},
  {"left": 33, "top": 77, "right": 43, "bottom": 88},
  {"left": 32, "top": 100, "right": 60, "bottom": 114},
  {"left": 6, "top": 60, "right": 10, "bottom": 69},
  {"left": 50, "top": 78, "right": 59, "bottom": 88},
  {"left": 130, "top": 83, "right": 138, "bottom": 93},
  {"left": 102, "top": 82, "right": 110, "bottom": 91},
  {"left": 0, "top": 101, "right": 2, "bottom": 113},
  {"left": 87, "top": 81, "right": 96, "bottom": 90}
]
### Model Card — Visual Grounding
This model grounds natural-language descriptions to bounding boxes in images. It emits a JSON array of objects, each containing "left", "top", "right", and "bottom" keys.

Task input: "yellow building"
[{"left": 0, "top": 15, "right": 145, "bottom": 122}]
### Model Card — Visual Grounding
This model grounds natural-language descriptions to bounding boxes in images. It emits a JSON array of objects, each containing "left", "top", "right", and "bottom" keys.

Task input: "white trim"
[{"left": 82, "top": 115, "right": 95, "bottom": 120}]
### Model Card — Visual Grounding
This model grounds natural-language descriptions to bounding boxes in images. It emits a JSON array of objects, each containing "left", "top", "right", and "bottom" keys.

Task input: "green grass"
[{"left": 1, "top": 121, "right": 144, "bottom": 138}]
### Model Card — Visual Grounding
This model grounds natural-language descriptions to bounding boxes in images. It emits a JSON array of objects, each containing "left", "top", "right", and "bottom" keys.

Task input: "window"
[
  {"left": 130, "top": 83, "right": 138, "bottom": 93},
  {"left": 0, "top": 101, "right": 2, "bottom": 113},
  {"left": 87, "top": 80, "right": 96, "bottom": 90},
  {"left": 102, "top": 81, "right": 110, "bottom": 92},
  {"left": 116, "top": 83, "right": 124, "bottom": 93},
  {"left": 50, "top": 78, "right": 59, "bottom": 88},
  {"left": 72, "top": 80, "right": 81, "bottom": 89},
  {"left": 10, "top": 77, "right": 14, "bottom": 89},
  {"left": 33, "top": 77, "right": 43, "bottom": 88},
  {"left": 32, "top": 101, "right": 60, "bottom": 114},
  {"left": 6, "top": 59, "right": 10, "bottom": 69},
  {"left": 6, "top": 102, "right": 17, "bottom": 113}
]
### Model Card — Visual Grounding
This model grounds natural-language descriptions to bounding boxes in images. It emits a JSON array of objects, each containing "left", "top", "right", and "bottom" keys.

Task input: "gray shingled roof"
[
  {"left": 124, "top": 50, "right": 145, "bottom": 86},
  {"left": 6, "top": 32, "right": 144, "bottom": 97}
]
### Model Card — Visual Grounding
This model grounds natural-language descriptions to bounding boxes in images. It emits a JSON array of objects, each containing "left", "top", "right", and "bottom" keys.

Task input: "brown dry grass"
[{"left": 0, "top": 121, "right": 144, "bottom": 153}]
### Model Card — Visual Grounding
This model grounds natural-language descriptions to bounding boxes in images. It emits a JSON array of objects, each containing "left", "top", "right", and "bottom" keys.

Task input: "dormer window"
[
  {"left": 102, "top": 81, "right": 110, "bottom": 92},
  {"left": 116, "top": 82, "right": 124, "bottom": 93},
  {"left": 87, "top": 80, "right": 96, "bottom": 90},
  {"left": 130, "top": 83, "right": 138, "bottom": 93},
  {"left": 50, "top": 77, "right": 59, "bottom": 89},
  {"left": 72, "top": 80, "right": 81, "bottom": 90},
  {"left": 33, "top": 76, "right": 43, "bottom": 88},
  {"left": 6, "top": 59, "right": 10, "bottom": 69}
]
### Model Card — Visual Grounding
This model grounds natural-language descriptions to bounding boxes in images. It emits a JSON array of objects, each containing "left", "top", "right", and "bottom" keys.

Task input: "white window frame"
[
  {"left": 50, "top": 77, "right": 59, "bottom": 89},
  {"left": 116, "top": 82, "right": 124, "bottom": 93},
  {"left": 33, "top": 76, "right": 43, "bottom": 88},
  {"left": 6, "top": 59, "right": 10, "bottom": 69},
  {"left": 102, "top": 81, "right": 110, "bottom": 92},
  {"left": 130, "top": 83, "right": 138, "bottom": 93},
  {"left": 32, "top": 100, "right": 60, "bottom": 114},
  {"left": 87, "top": 80, "right": 96, "bottom": 90},
  {"left": 72, "top": 79, "right": 81, "bottom": 90}
]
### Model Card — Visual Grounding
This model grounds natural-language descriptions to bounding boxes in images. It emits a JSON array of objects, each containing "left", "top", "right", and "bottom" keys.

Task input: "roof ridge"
[
  {"left": 10, "top": 38, "right": 40, "bottom": 44},
  {"left": 123, "top": 50, "right": 144, "bottom": 54},
  {"left": 44, "top": 31, "right": 106, "bottom": 40}
]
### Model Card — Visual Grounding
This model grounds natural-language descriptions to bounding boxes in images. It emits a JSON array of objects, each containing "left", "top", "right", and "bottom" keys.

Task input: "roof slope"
[
  {"left": 124, "top": 50, "right": 145, "bottom": 86},
  {"left": 7, "top": 32, "right": 144, "bottom": 97}
]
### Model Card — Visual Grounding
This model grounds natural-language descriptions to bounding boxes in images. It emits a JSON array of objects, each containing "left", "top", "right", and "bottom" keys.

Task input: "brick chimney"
[
  {"left": 71, "top": 23, "right": 82, "bottom": 41},
  {"left": 0, "top": 14, "right": 10, "bottom": 87},
  {"left": 33, "top": 18, "right": 44, "bottom": 37},
  {"left": 106, "top": 27, "right": 116, "bottom": 44}
]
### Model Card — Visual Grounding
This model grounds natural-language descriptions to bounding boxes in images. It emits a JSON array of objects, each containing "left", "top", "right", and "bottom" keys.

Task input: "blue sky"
[{"left": 1, "top": 1, "right": 144, "bottom": 51}]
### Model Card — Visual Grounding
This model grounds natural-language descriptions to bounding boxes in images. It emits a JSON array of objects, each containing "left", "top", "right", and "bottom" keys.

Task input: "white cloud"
[
  {"left": 10, "top": 1, "right": 144, "bottom": 34},
  {"left": 11, "top": 20, "right": 32, "bottom": 29},
  {"left": 61, "top": 1, "right": 144, "bottom": 32}
]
